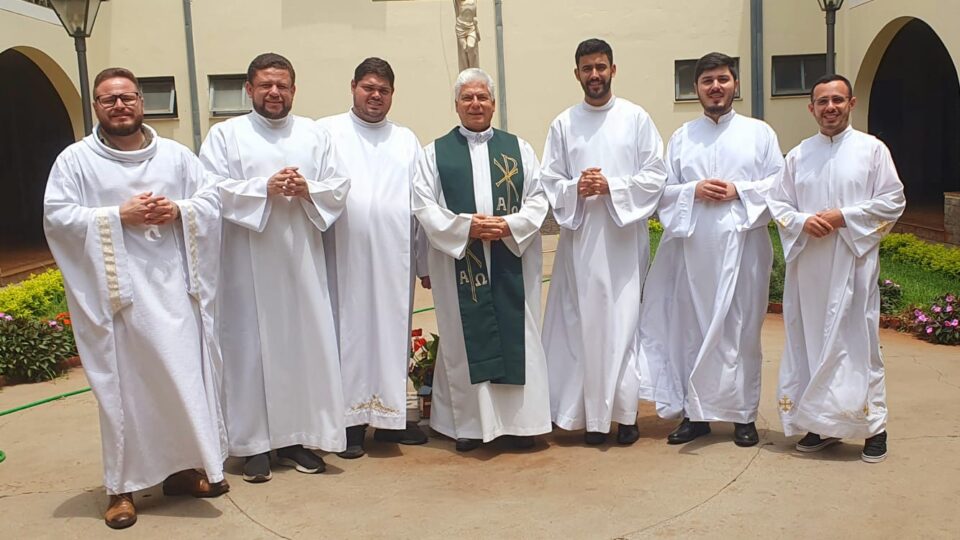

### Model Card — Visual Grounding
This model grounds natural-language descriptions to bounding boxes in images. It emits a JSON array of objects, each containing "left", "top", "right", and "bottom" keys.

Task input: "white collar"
[
  {"left": 85, "top": 124, "right": 159, "bottom": 163},
  {"left": 349, "top": 108, "right": 388, "bottom": 129},
  {"left": 817, "top": 124, "right": 854, "bottom": 143},
  {"left": 582, "top": 95, "right": 617, "bottom": 112},
  {"left": 705, "top": 109, "right": 737, "bottom": 125},
  {"left": 458, "top": 125, "right": 494, "bottom": 144},
  {"left": 250, "top": 110, "right": 292, "bottom": 129}
]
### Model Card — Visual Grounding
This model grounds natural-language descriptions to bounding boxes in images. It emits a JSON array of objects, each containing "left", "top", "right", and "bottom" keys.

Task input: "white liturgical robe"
[
  {"left": 44, "top": 125, "right": 226, "bottom": 495},
  {"left": 767, "top": 125, "right": 905, "bottom": 440},
  {"left": 639, "top": 110, "right": 784, "bottom": 423},
  {"left": 317, "top": 110, "right": 423, "bottom": 430},
  {"left": 199, "top": 112, "right": 349, "bottom": 455},
  {"left": 412, "top": 126, "right": 552, "bottom": 442},
  {"left": 540, "top": 97, "right": 667, "bottom": 433}
]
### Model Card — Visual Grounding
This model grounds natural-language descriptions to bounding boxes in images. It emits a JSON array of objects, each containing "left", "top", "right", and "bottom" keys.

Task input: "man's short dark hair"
[
  {"left": 575, "top": 38, "right": 613, "bottom": 66},
  {"left": 353, "top": 57, "right": 395, "bottom": 88},
  {"left": 94, "top": 67, "right": 140, "bottom": 93},
  {"left": 247, "top": 53, "right": 296, "bottom": 84},
  {"left": 695, "top": 52, "right": 738, "bottom": 82},
  {"left": 810, "top": 74, "right": 853, "bottom": 101}
]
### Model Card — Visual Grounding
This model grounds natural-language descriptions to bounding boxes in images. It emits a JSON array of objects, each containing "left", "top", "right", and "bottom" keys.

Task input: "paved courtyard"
[{"left": 1, "top": 236, "right": 958, "bottom": 539}]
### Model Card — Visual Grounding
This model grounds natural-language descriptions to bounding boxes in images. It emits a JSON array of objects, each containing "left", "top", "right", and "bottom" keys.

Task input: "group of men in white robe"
[{"left": 42, "top": 38, "right": 904, "bottom": 530}]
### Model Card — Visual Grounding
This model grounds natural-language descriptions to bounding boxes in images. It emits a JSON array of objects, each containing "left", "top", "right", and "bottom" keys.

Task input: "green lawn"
[{"left": 647, "top": 223, "right": 955, "bottom": 308}]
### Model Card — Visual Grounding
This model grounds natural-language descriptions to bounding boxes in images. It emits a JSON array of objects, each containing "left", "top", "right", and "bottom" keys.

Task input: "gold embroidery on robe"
[{"left": 349, "top": 394, "right": 403, "bottom": 417}]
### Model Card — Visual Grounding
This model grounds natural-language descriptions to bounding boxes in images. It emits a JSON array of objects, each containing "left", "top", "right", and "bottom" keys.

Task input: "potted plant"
[{"left": 409, "top": 328, "right": 439, "bottom": 418}]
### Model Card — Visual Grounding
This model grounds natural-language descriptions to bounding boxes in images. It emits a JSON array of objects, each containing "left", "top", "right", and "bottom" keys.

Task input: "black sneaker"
[
  {"left": 795, "top": 432, "right": 840, "bottom": 452},
  {"left": 617, "top": 423, "right": 640, "bottom": 445},
  {"left": 276, "top": 445, "right": 325, "bottom": 474},
  {"left": 861, "top": 431, "right": 887, "bottom": 463},
  {"left": 511, "top": 435, "right": 535, "bottom": 449},
  {"left": 455, "top": 438, "right": 482, "bottom": 452},
  {"left": 584, "top": 431, "right": 608, "bottom": 445},
  {"left": 242, "top": 452, "right": 272, "bottom": 483},
  {"left": 338, "top": 425, "right": 366, "bottom": 459},
  {"left": 374, "top": 422, "right": 429, "bottom": 445},
  {"left": 733, "top": 422, "right": 759, "bottom": 447}
]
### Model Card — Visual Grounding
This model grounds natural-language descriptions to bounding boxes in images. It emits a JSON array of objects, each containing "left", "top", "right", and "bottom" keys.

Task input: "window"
[
  {"left": 208, "top": 74, "right": 251, "bottom": 116},
  {"left": 674, "top": 57, "right": 740, "bottom": 101},
  {"left": 772, "top": 54, "right": 827, "bottom": 96},
  {"left": 139, "top": 76, "right": 177, "bottom": 118}
]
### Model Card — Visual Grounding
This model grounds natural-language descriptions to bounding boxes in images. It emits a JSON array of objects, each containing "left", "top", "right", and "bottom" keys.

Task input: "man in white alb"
[
  {"left": 767, "top": 74, "right": 905, "bottom": 463},
  {"left": 44, "top": 67, "right": 228, "bottom": 529},
  {"left": 317, "top": 57, "right": 429, "bottom": 458},
  {"left": 639, "top": 52, "right": 784, "bottom": 447},
  {"left": 200, "top": 53, "right": 349, "bottom": 482},
  {"left": 412, "top": 68, "right": 552, "bottom": 452},
  {"left": 540, "top": 38, "right": 667, "bottom": 445}
]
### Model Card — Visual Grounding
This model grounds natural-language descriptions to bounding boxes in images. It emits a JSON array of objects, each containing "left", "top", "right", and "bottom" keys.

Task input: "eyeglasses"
[{"left": 94, "top": 92, "right": 141, "bottom": 108}]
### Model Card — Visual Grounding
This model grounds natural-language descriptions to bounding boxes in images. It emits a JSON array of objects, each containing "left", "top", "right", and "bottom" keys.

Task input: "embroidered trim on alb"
[{"left": 96, "top": 211, "right": 122, "bottom": 312}]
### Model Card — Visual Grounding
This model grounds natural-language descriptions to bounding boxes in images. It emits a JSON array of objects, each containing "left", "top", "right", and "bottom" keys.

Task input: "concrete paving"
[{"left": 1, "top": 235, "right": 958, "bottom": 539}]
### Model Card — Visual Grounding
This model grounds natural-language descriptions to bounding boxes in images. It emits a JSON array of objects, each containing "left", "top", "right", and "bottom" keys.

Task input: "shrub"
[
  {"left": 907, "top": 294, "right": 960, "bottom": 346},
  {"left": 879, "top": 278, "right": 904, "bottom": 315},
  {"left": 0, "top": 312, "right": 77, "bottom": 382},
  {"left": 880, "top": 233, "right": 960, "bottom": 279},
  {"left": 0, "top": 269, "right": 69, "bottom": 320},
  {"left": 409, "top": 328, "right": 438, "bottom": 393}
]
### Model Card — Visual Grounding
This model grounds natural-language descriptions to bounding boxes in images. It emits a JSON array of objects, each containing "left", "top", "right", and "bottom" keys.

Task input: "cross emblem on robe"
[
  {"left": 494, "top": 153, "right": 521, "bottom": 212},
  {"left": 778, "top": 396, "right": 794, "bottom": 412}
]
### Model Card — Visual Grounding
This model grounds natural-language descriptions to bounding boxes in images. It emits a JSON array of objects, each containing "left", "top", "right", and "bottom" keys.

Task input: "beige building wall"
[
  {"left": 0, "top": 1, "right": 88, "bottom": 139},
  {"left": 3, "top": 0, "right": 958, "bottom": 157}
]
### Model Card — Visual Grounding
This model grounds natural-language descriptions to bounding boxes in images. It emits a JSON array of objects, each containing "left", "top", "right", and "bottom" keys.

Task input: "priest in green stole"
[{"left": 412, "top": 68, "right": 552, "bottom": 452}]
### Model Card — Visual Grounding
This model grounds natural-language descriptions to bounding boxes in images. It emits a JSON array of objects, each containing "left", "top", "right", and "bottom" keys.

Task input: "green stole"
[{"left": 434, "top": 127, "right": 526, "bottom": 385}]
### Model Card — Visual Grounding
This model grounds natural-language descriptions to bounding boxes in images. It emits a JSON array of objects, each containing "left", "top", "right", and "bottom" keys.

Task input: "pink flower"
[
  {"left": 951, "top": 319, "right": 959, "bottom": 327},
  {"left": 914, "top": 309, "right": 923, "bottom": 317},
  {"left": 883, "top": 279, "right": 893, "bottom": 286},
  {"left": 47, "top": 320, "right": 58, "bottom": 327},
  {"left": 926, "top": 326, "right": 935, "bottom": 334},
  {"left": 947, "top": 305, "right": 954, "bottom": 313},
  {"left": 3, "top": 315, "right": 11, "bottom": 321},
  {"left": 933, "top": 305, "right": 942, "bottom": 313},
  {"left": 917, "top": 314, "right": 928, "bottom": 323},
  {"left": 946, "top": 295, "right": 956, "bottom": 303}
]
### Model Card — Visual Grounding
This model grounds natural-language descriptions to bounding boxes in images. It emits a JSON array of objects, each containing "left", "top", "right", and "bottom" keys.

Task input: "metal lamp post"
[
  {"left": 48, "top": 0, "right": 104, "bottom": 135},
  {"left": 817, "top": 0, "right": 845, "bottom": 75}
]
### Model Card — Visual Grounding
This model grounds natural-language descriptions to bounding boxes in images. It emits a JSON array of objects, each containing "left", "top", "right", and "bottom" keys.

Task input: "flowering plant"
[
  {"left": 909, "top": 293, "right": 960, "bottom": 346},
  {"left": 408, "top": 328, "right": 439, "bottom": 393},
  {"left": 0, "top": 312, "right": 77, "bottom": 382},
  {"left": 879, "top": 278, "right": 903, "bottom": 315}
]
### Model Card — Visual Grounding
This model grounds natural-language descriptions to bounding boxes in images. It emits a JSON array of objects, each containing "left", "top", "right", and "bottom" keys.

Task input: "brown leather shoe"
[
  {"left": 104, "top": 493, "right": 136, "bottom": 529},
  {"left": 162, "top": 469, "right": 230, "bottom": 498}
]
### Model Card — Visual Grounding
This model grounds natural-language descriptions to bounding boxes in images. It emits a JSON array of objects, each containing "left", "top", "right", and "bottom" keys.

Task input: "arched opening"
[
  {"left": 0, "top": 48, "right": 75, "bottom": 284},
  {"left": 867, "top": 19, "right": 960, "bottom": 237}
]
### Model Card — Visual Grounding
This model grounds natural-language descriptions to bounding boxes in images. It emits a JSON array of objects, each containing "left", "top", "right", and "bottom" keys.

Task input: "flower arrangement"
[
  {"left": 0, "top": 311, "right": 77, "bottom": 382},
  {"left": 879, "top": 278, "right": 904, "bottom": 315},
  {"left": 909, "top": 294, "right": 959, "bottom": 346},
  {"left": 408, "top": 328, "right": 439, "bottom": 394}
]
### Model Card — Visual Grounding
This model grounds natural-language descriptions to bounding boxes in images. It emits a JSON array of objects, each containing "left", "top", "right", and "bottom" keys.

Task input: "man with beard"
[
  {"left": 200, "top": 53, "right": 350, "bottom": 482},
  {"left": 540, "top": 39, "right": 667, "bottom": 446},
  {"left": 638, "top": 52, "right": 784, "bottom": 447},
  {"left": 44, "top": 67, "right": 228, "bottom": 529},
  {"left": 412, "top": 68, "right": 552, "bottom": 452},
  {"left": 317, "top": 57, "right": 429, "bottom": 458},
  {"left": 768, "top": 75, "right": 904, "bottom": 463}
]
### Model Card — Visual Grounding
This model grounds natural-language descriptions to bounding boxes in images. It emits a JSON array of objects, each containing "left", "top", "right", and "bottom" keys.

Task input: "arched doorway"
[
  {"left": 0, "top": 48, "right": 75, "bottom": 284},
  {"left": 867, "top": 19, "right": 960, "bottom": 236}
]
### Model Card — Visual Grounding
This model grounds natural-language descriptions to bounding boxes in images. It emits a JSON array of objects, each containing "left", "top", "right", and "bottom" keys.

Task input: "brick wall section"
[{"left": 946, "top": 192, "right": 960, "bottom": 245}]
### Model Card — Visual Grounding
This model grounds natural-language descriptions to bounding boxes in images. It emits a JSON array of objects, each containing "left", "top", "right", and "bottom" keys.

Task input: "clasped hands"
[
  {"left": 695, "top": 178, "right": 739, "bottom": 202},
  {"left": 803, "top": 209, "right": 845, "bottom": 238},
  {"left": 267, "top": 166, "right": 310, "bottom": 199},
  {"left": 120, "top": 192, "right": 179, "bottom": 226},
  {"left": 578, "top": 167, "right": 609, "bottom": 197},
  {"left": 469, "top": 214, "right": 511, "bottom": 241}
]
